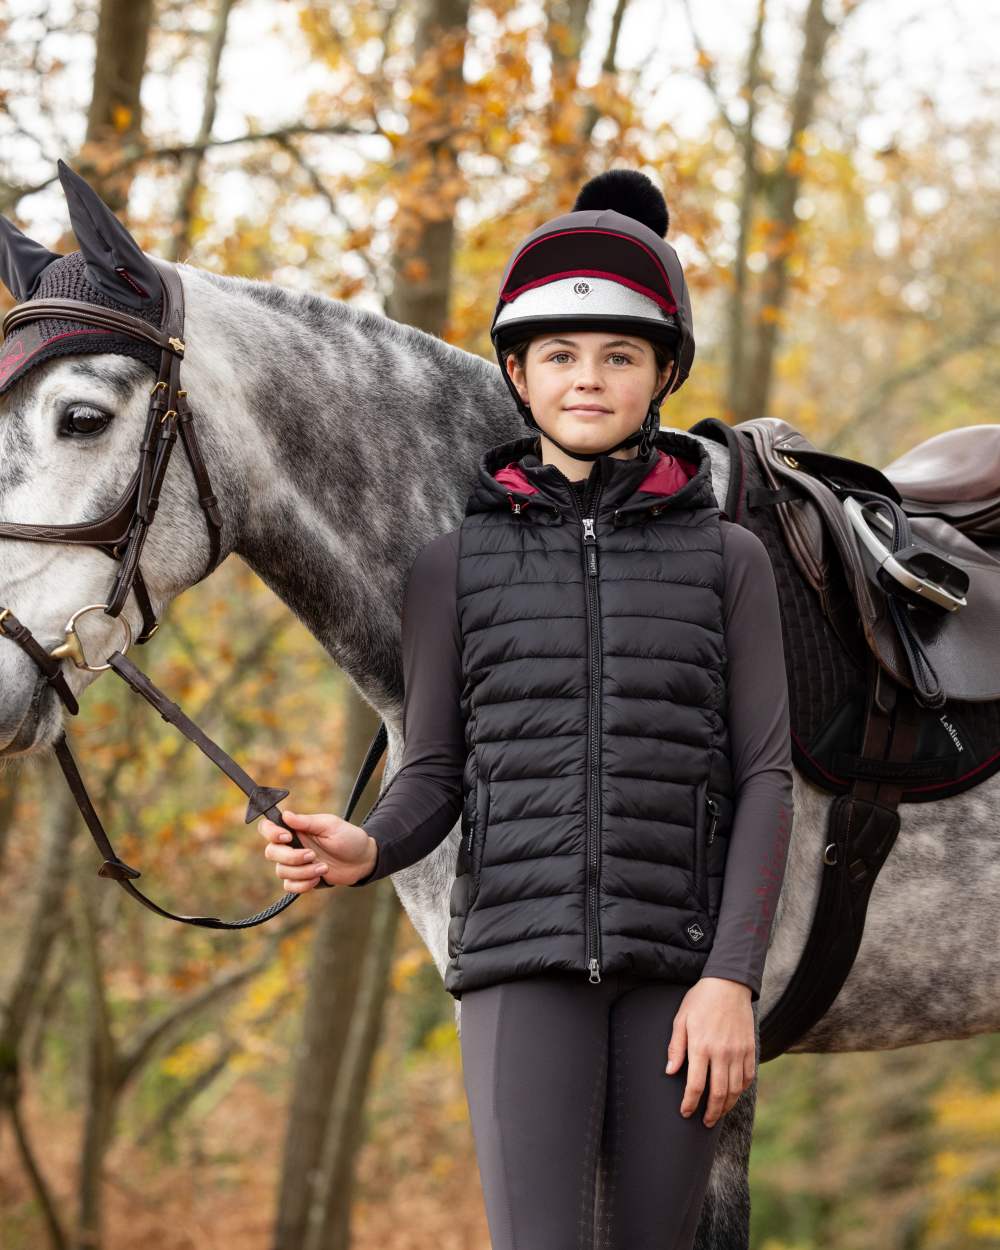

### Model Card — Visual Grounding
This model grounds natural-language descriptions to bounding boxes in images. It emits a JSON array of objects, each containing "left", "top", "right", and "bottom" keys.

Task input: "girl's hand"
[
  {"left": 258, "top": 809, "right": 378, "bottom": 891},
  {"left": 664, "top": 977, "right": 756, "bottom": 1127}
]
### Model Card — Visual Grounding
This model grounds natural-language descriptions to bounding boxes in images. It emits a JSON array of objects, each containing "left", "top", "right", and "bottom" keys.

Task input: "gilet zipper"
[{"left": 567, "top": 475, "right": 604, "bottom": 984}]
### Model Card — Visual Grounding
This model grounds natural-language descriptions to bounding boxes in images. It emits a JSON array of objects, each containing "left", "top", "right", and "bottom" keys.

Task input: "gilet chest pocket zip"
[{"left": 693, "top": 787, "right": 719, "bottom": 912}]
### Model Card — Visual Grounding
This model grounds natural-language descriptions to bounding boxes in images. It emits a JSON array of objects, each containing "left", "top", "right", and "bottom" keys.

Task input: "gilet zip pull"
[
  {"left": 706, "top": 795, "right": 719, "bottom": 845},
  {"left": 582, "top": 517, "right": 599, "bottom": 577}
]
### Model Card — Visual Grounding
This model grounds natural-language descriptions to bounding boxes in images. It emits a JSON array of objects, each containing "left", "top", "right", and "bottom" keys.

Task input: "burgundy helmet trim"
[{"left": 498, "top": 227, "right": 679, "bottom": 314}]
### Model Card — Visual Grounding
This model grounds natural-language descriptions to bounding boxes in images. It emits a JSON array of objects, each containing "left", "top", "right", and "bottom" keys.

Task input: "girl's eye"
[
  {"left": 60, "top": 405, "right": 112, "bottom": 437},
  {"left": 547, "top": 352, "right": 634, "bottom": 365}
]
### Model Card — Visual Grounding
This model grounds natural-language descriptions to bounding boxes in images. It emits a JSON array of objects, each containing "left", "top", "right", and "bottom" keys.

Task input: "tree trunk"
[
  {"left": 84, "top": 0, "right": 155, "bottom": 212},
  {"left": 0, "top": 769, "right": 17, "bottom": 870},
  {"left": 725, "top": 0, "right": 767, "bottom": 422},
  {"left": 737, "top": 0, "right": 835, "bottom": 423},
  {"left": 543, "top": 0, "right": 596, "bottom": 196},
  {"left": 273, "top": 692, "right": 393, "bottom": 1250},
  {"left": 276, "top": 1, "right": 474, "bottom": 1236},
  {"left": 0, "top": 754, "right": 81, "bottom": 1250},
  {"left": 307, "top": 869, "right": 402, "bottom": 1250},
  {"left": 384, "top": 0, "right": 471, "bottom": 336},
  {"left": 73, "top": 870, "right": 120, "bottom": 1250},
  {"left": 63, "top": 809, "right": 309, "bottom": 1250}
]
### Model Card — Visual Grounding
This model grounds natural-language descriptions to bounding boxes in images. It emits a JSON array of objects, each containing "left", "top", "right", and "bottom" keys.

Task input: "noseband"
[{"left": 0, "top": 257, "right": 386, "bottom": 928}]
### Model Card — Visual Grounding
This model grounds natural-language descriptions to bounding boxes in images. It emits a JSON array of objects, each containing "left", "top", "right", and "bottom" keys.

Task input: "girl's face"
[{"left": 506, "top": 331, "right": 673, "bottom": 460}]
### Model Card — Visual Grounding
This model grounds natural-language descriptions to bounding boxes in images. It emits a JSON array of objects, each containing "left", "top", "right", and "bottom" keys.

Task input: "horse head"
[{"left": 0, "top": 161, "right": 232, "bottom": 755}]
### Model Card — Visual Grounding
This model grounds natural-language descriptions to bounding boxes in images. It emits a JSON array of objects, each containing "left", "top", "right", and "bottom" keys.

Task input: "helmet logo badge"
[{"left": 572, "top": 280, "right": 592, "bottom": 298}]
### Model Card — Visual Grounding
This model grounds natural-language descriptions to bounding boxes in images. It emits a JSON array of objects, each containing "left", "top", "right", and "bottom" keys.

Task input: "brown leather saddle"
[
  {"left": 736, "top": 417, "right": 1000, "bottom": 706},
  {"left": 884, "top": 422, "right": 1000, "bottom": 538},
  {"left": 689, "top": 416, "right": 1000, "bottom": 1061}
]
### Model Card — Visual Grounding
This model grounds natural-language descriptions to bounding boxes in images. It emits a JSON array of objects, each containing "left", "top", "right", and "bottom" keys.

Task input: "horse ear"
[
  {"left": 57, "top": 158, "right": 162, "bottom": 309},
  {"left": 0, "top": 217, "right": 61, "bottom": 300}
]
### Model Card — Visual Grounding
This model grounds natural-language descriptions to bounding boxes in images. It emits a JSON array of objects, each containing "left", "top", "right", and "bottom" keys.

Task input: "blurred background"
[{"left": 0, "top": 1, "right": 997, "bottom": 1247}]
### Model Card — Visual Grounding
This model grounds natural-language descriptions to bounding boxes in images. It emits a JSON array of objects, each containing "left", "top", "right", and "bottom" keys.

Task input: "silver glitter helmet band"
[{"left": 493, "top": 274, "right": 679, "bottom": 334}]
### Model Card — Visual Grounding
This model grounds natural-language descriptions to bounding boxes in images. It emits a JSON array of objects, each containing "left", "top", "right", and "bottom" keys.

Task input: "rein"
[{"left": 0, "top": 256, "right": 387, "bottom": 928}]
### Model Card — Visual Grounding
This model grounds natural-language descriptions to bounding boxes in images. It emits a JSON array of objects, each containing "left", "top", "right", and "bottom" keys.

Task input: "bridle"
[{"left": 0, "top": 256, "right": 387, "bottom": 928}]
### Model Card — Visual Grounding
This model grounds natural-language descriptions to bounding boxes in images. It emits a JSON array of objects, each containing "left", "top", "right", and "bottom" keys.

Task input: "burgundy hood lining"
[{"left": 494, "top": 449, "right": 697, "bottom": 499}]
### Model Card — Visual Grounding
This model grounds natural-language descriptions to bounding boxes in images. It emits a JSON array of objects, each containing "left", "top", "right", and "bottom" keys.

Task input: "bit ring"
[{"left": 49, "top": 603, "right": 134, "bottom": 672}]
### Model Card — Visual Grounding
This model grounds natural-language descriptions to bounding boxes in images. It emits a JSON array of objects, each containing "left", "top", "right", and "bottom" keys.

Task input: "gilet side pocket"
[
  {"left": 470, "top": 775, "right": 490, "bottom": 902},
  {"left": 692, "top": 779, "right": 718, "bottom": 914}
]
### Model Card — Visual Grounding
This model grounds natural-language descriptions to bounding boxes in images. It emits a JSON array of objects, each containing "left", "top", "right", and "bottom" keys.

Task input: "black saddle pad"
[{"left": 690, "top": 418, "right": 1000, "bottom": 802}]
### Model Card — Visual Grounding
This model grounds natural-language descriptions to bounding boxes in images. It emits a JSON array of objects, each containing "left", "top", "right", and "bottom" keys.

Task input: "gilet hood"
[{"left": 466, "top": 428, "right": 717, "bottom": 524}]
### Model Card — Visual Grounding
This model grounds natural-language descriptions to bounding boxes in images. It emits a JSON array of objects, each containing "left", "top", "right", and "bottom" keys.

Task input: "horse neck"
[{"left": 178, "top": 266, "right": 520, "bottom": 711}]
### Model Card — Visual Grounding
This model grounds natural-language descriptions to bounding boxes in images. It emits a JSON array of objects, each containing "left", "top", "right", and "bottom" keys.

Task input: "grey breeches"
[{"left": 458, "top": 970, "right": 728, "bottom": 1250}]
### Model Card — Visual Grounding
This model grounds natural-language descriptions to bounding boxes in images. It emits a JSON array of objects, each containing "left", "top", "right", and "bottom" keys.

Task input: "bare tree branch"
[
  {"left": 581, "top": 0, "right": 629, "bottom": 142},
  {"left": 166, "top": 0, "right": 238, "bottom": 262},
  {"left": 0, "top": 123, "right": 386, "bottom": 216},
  {"left": 155, "top": 611, "right": 291, "bottom": 772},
  {"left": 117, "top": 911, "right": 312, "bottom": 1084},
  {"left": 133, "top": 990, "right": 295, "bottom": 1147},
  {"left": 134, "top": 1040, "right": 238, "bottom": 1148},
  {"left": 677, "top": 0, "right": 740, "bottom": 137},
  {"left": 8, "top": 1094, "right": 69, "bottom": 1249},
  {"left": 827, "top": 308, "right": 1000, "bottom": 453},
  {"left": 274, "top": 136, "right": 387, "bottom": 304}
]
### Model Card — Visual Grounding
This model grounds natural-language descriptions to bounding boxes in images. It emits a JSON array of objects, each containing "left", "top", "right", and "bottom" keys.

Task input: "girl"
[{"left": 259, "top": 169, "right": 794, "bottom": 1250}]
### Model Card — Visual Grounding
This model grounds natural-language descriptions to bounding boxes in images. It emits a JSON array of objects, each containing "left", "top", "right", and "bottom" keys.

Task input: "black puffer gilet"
[{"left": 444, "top": 429, "right": 734, "bottom": 999}]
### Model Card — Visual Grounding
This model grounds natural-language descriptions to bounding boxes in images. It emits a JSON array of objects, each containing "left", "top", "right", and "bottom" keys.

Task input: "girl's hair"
[{"left": 502, "top": 333, "right": 675, "bottom": 380}]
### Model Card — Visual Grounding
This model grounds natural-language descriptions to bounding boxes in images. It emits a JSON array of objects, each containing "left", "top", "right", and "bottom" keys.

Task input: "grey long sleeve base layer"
[{"left": 353, "top": 519, "right": 794, "bottom": 1004}]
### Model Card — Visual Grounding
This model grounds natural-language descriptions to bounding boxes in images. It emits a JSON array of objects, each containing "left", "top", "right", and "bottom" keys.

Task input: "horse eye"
[{"left": 61, "top": 405, "right": 112, "bottom": 437}]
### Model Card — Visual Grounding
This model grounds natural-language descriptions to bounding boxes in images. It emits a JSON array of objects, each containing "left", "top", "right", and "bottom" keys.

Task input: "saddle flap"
[{"left": 900, "top": 515, "right": 1000, "bottom": 702}]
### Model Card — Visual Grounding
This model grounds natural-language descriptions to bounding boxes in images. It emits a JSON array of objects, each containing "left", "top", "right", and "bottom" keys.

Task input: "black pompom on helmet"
[{"left": 490, "top": 169, "right": 695, "bottom": 460}]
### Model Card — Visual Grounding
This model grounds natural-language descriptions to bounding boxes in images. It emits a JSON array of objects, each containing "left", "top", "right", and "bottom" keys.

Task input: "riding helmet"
[{"left": 490, "top": 168, "right": 695, "bottom": 460}]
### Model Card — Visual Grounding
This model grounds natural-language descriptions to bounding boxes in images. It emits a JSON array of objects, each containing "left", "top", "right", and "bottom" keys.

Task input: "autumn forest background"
[{"left": 0, "top": 0, "right": 998, "bottom": 1247}]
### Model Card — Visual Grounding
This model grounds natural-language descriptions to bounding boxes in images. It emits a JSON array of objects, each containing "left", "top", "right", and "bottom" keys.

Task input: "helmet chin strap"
[
  {"left": 521, "top": 355, "right": 678, "bottom": 465},
  {"left": 524, "top": 403, "right": 655, "bottom": 462}
]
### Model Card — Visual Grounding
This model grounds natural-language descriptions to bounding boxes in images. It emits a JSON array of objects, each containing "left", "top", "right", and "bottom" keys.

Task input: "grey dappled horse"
[{"left": 1, "top": 173, "right": 997, "bottom": 1250}]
